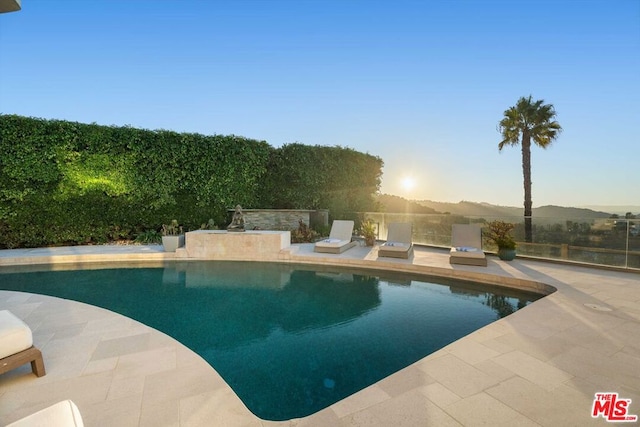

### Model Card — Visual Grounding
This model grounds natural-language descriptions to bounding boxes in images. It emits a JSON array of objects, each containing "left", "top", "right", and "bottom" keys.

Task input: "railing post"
[
  {"left": 625, "top": 220, "right": 630, "bottom": 269},
  {"left": 561, "top": 244, "right": 569, "bottom": 259}
]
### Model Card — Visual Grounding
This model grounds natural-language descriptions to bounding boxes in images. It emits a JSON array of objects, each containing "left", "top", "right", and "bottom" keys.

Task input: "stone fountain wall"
[{"left": 226, "top": 209, "right": 328, "bottom": 231}]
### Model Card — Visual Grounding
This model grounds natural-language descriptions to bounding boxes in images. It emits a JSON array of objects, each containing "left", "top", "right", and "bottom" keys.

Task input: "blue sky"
[{"left": 1, "top": 0, "right": 638, "bottom": 208}]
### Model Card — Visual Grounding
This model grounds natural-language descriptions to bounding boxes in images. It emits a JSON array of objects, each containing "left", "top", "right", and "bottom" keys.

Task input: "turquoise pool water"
[{"left": 0, "top": 261, "right": 541, "bottom": 420}]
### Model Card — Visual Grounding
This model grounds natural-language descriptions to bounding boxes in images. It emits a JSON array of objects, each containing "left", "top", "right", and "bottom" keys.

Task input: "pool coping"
[{"left": 1, "top": 243, "right": 639, "bottom": 426}]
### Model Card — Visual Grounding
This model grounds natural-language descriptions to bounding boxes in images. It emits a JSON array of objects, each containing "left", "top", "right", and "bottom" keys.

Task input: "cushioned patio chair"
[
  {"left": 314, "top": 220, "right": 357, "bottom": 254},
  {"left": 378, "top": 222, "right": 414, "bottom": 259},
  {"left": 0, "top": 310, "right": 46, "bottom": 378},
  {"left": 449, "top": 224, "right": 487, "bottom": 266},
  {"left": 6, "top": 400, "right": 84, "bottom": 427}
]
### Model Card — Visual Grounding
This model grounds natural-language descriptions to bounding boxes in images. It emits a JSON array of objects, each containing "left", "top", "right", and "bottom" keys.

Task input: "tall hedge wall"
[
  {"left": 260, "top": 143, "right": 383, "bottom": 219},
  {"left": 0, "top": 114, "right": 383, "bottom": 248}
]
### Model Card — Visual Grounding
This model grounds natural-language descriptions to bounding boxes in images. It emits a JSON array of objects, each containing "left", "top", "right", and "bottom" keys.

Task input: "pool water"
[{"left": 0, "top": 261, "right": 542, "bottom": 420}]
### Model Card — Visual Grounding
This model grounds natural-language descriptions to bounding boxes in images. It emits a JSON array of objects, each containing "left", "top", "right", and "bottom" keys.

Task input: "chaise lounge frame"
[
  {"left": 314, "top": 220, "right": 358, "bottom": 254},
  {"left": 378, "top": 222, "right": 414, "bottom": 259},
  {"left": 449, "top": 224, "right": 487, "bottom": 267},
  {"left": 0, "top": 345, "right": 46, "bottom": 377}
]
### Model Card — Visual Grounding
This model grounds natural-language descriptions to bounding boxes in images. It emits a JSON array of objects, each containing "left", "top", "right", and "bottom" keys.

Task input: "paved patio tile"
[
  {"left": 493, "top": 350, "right": 574, "bottom": 390},
  {"left": 444, "top": 392, "right": 538, "bottom": 427},
  {"left": 417, "top": 354, "right": 499, "bottom": 398},
  {"left": 486, "top": 377, "right": 601, "bottom": 427}
]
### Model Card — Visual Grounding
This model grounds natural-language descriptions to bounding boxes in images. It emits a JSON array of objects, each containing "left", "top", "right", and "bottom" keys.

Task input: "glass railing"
[{"left": 356, "top": 212, "right": 640, "bottom": 271}]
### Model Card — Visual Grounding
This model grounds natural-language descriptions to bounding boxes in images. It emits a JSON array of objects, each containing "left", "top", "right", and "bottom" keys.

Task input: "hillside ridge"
[{"left": 377, "top": 194, "right": 621, "bottom": 219}]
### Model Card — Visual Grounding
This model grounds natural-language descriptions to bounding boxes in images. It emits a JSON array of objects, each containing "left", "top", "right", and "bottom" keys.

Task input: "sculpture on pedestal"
[{"left": 227, "top": 204, "right": 246, "bottom": 232}]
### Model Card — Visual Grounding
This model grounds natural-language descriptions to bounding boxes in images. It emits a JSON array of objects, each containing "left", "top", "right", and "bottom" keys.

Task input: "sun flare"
[{"left": 401, "top": 176, "right": 416, "bottom": 192}]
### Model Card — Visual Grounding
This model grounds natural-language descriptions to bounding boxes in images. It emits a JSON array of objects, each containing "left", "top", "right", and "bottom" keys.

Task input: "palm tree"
[{"left": 498, "top": 96, "right": 562, "bottom": 243}]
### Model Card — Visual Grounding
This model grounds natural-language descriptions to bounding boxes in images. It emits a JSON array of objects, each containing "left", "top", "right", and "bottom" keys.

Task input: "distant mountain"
[
  {"left": 414, "top": 200, "right": 520, "bottom": 218},
  {"left": 412, "top": 199, "right": 613, "bottom": 220},
  {"left": 376, "top": 194, "right": 440, "bottom": 214},
  {"left": 376, "top": 194, "right": 620, "bottom": 220},
  {"left": 580, "top": 206, "right": 640, "bottom": 216},
  {"left": 535, "top": 205, "right": 612, "bottom": 219}
]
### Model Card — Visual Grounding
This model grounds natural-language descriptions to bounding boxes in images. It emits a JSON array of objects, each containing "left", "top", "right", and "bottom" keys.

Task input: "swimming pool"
[{"left": 0, "top": 261, "right": 542, "bottom": 420}]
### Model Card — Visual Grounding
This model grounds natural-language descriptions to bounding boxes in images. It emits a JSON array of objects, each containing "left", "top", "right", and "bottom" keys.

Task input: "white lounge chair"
[
  {"left": 0, "top": 310, "right": 45, "bottom": 377},
  {"left": 449, "top": 224, "right": 487, "bottom": 266},
  {"left": 378, "top": 222, "right": 414, "bottom": 259},
  {"left": 314, "top": 220, "right": 357, "bottom": 254},
  {"left": 6, "top": 400, "right": 84, "bottom": 427}
]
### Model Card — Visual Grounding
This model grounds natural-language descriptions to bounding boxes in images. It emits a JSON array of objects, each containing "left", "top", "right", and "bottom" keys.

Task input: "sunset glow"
[{"left": 401, "top": 176, "right": 416, "bottom": 192}]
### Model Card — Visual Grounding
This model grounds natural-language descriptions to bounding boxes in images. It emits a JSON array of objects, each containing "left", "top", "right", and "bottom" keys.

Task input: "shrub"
[
  {"left": 162, "top": 220, "right": 183, "bottom": 236},
  {"left": 484, "top": 220, "right": 516, "bottom": 250},
  {"left": 359, "top": 219, "right": 377, "bottom": 246},
  {"left": 134, "top": 230, "right": 162, "bottom": 244},
  {"left": 291, "top": 219, "right": 319, "bottom": 243}
]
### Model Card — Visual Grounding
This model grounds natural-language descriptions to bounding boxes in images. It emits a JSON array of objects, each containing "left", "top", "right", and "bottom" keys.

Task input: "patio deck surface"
[{"left": 0, "top": 243, "right": 638, "bottom": 426}]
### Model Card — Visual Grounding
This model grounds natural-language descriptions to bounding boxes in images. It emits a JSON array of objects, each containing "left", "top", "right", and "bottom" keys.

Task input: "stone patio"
[{"left": 0, "top": 243, "right": 638, "bottom": 426}]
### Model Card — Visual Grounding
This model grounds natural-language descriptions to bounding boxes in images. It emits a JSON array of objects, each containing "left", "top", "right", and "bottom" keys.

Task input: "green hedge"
[
  {"left": 0, "top": 114, "right": 382, "bottom": 248},
  {"left": 260, "top": 143, "right": 382, "bottom": 219}
]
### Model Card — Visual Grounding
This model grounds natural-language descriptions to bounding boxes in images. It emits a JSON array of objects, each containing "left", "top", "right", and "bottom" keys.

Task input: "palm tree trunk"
[{"left": 521, "top": 131, "right": 533, "bottom": 243}]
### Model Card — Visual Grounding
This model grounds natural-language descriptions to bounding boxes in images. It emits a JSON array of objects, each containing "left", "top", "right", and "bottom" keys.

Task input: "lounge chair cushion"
[
  {"left": 379, "top": 243, "right": 414, "bottom": 259},
  {"left": 450, "top": 246, "right": 484, "bottom": 258},
  {"left": 449, "top": 247, "right": 487, "bottom": 266},
  {"left": 314, "top": 239, "right": 357, "bottom": 254},
  {"left": 328, "top": 220, "right": 355, "bottom": 241},
  {"left": 316, "top": 239, "right": 350, "bottom": 248},
  {"left": 449, "top": 224, "right": 487, "bottom": 266},
  {"left": 0, "top": 310, "right": 46, "bottom": 377},
  {"left": 379, "top": 223, "right": 414, "bottom": 259},
  {"left": 0, "top": 310, "right": 33, "bottom": 359},
  {"left": 381, "top": 242, "right": 410, "bottom": 252},
  {"left": 314, "top": 220, "right": 357, "bottom": 254},
  {"left": 6, "top": 400, "right": 84, "bottom": 427},
  {"left": 320, "top": 238, "right": 342, "bottom": 244},
  {"left": 382, "top": 241, "right": 407, "bottom": 247}
]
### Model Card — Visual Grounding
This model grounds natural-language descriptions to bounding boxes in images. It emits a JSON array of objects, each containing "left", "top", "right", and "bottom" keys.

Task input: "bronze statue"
[{"left": 227, "top": 204, "right": 246, "bottom": 232}]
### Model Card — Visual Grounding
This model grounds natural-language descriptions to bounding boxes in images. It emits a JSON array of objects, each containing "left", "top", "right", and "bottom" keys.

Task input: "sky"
[{"left": 1, "top": 0, "right": 638, "bottom": 209}]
